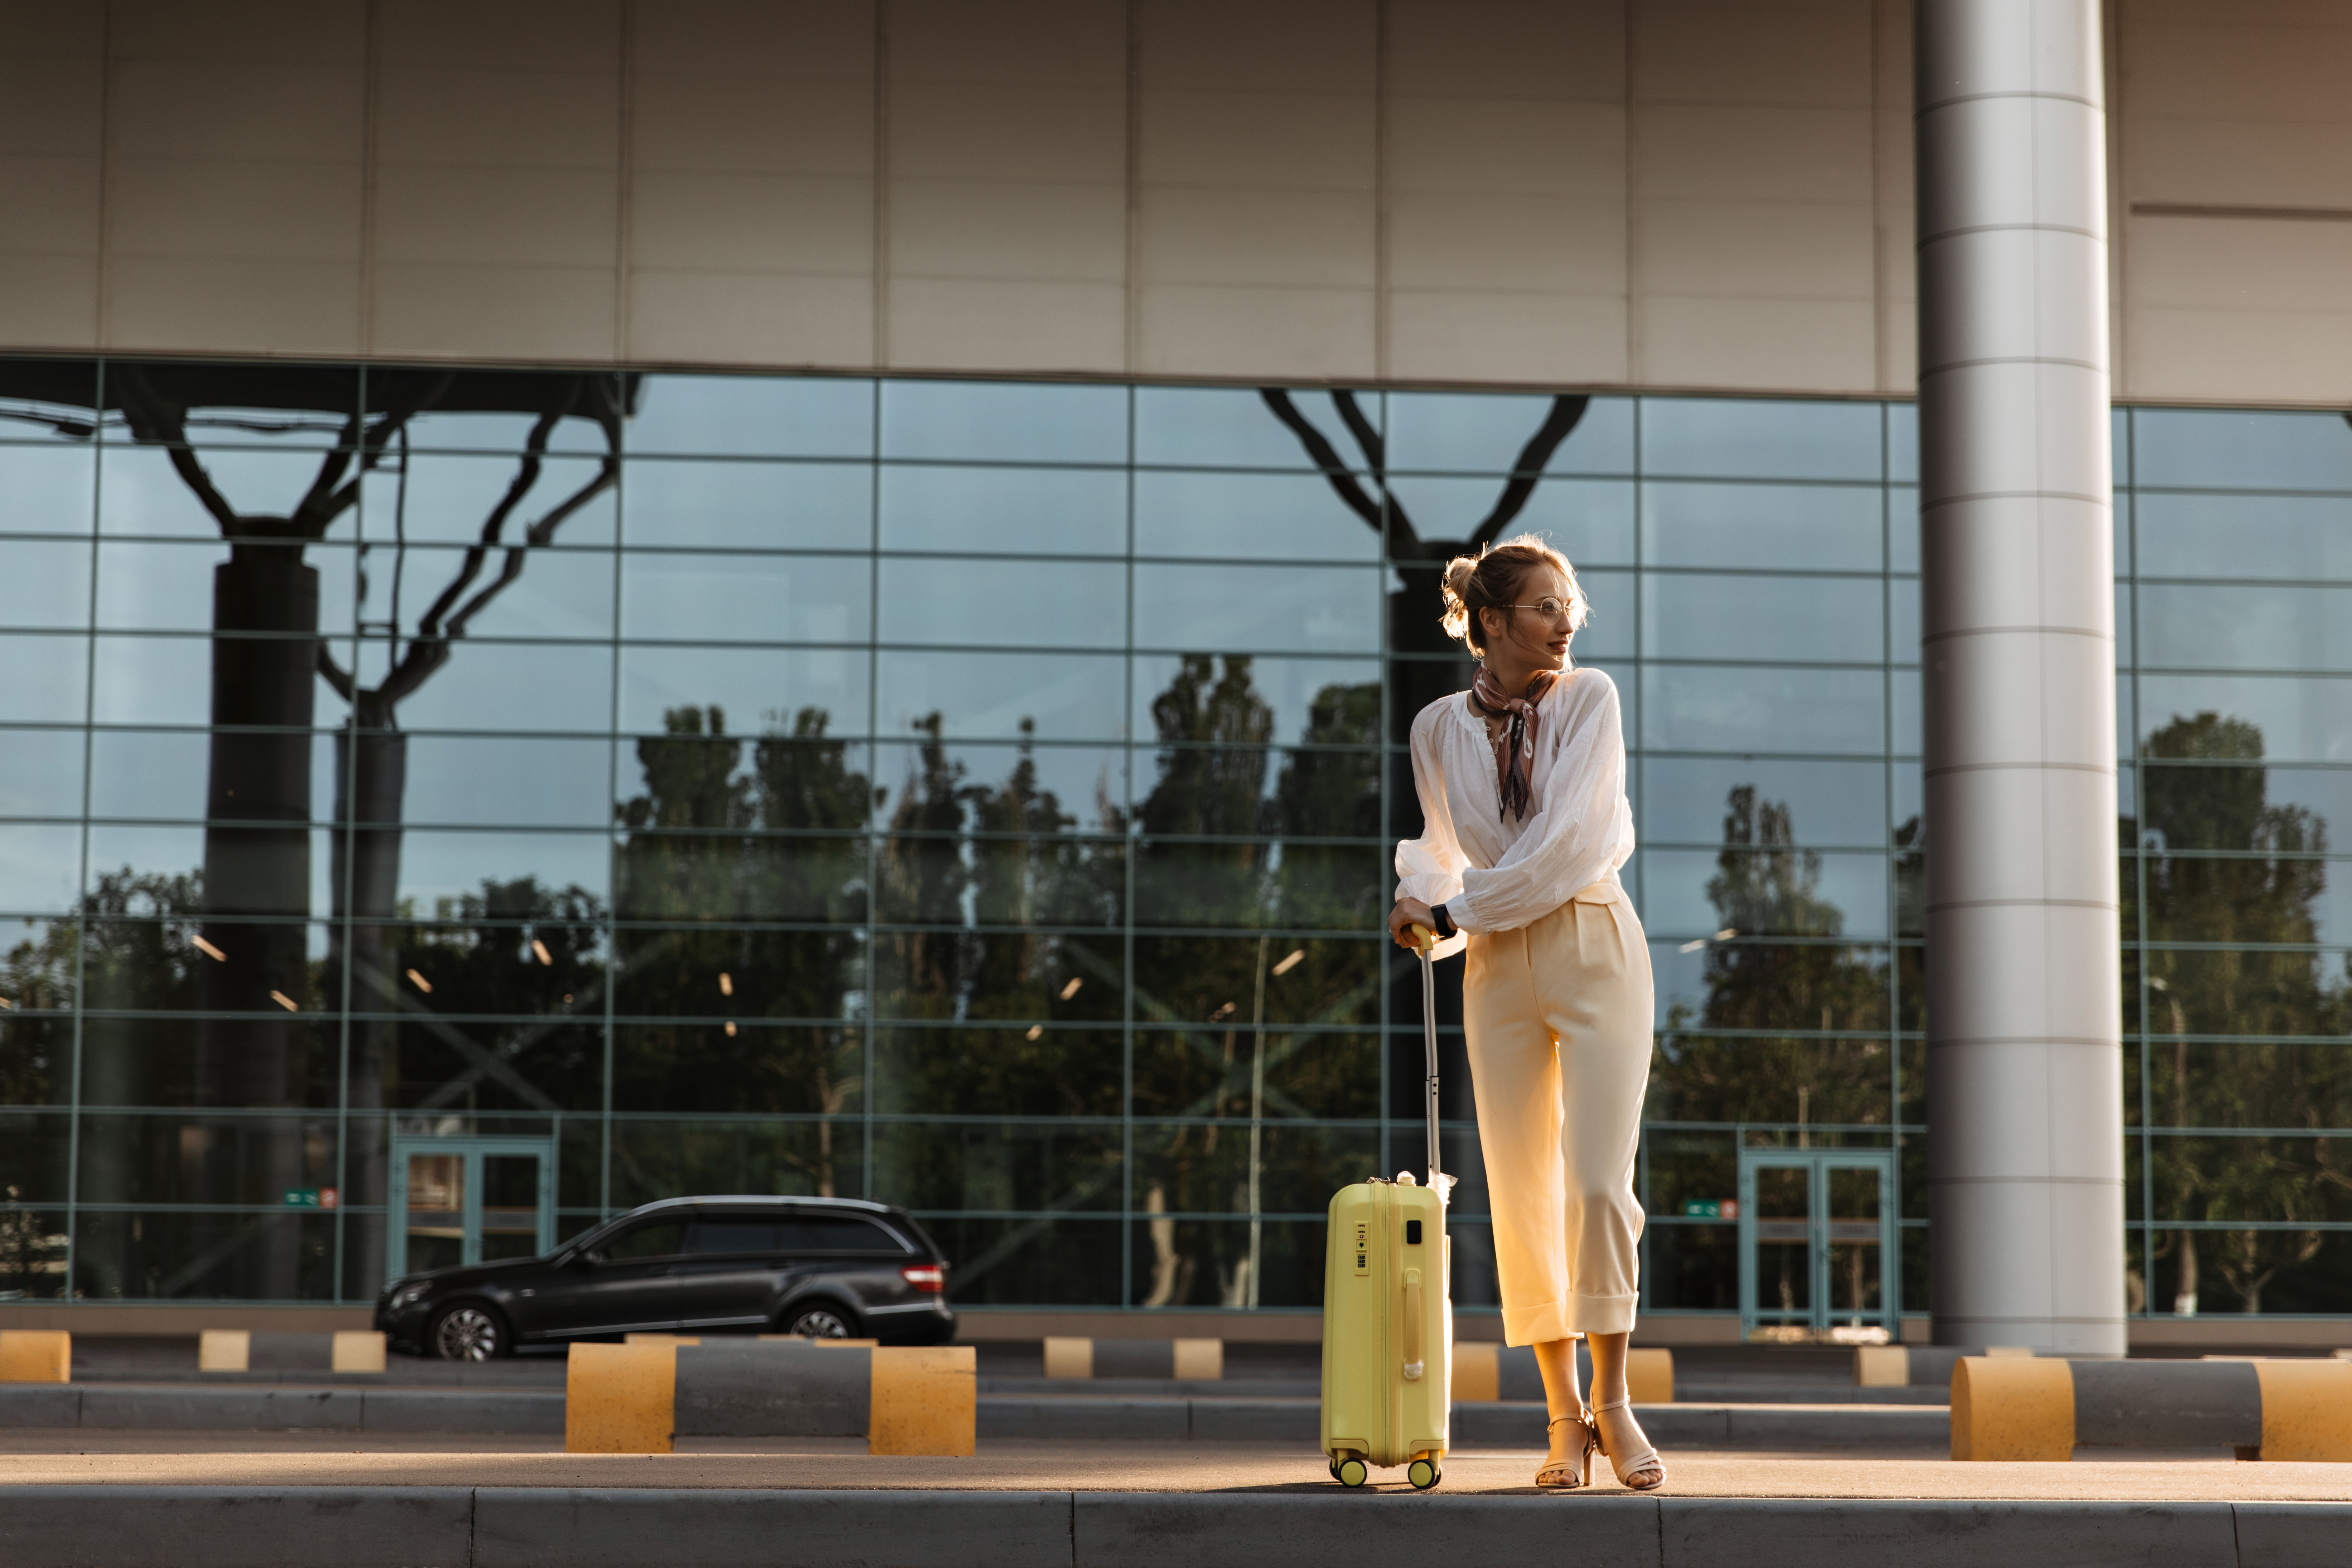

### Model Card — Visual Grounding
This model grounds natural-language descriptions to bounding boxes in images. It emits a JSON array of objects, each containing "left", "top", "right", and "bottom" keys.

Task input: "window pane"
[
  {"left": 1134, "top": 562, "right": 1380, "bottom": 654},
  {"left": 877, "top": 649, "right": 1123, "bottom": 741},
  {"left": 881, "top": 464, "right": 1124, "bottom": 555},
  {"left": 0, "top": 726, "right": 86, "bottom": 817},
  {"left": 2135, "top": 492, "right": 2352, "bottom": 582},
  {"left": 1643, "top": 849, "right": 1890, "bottom": 941},
  {"left": 873, "top": 1028, "right": 1124, "bottom": 1119},
  {"left": 618, "top": 646, "right": 870, "bottom": 737},
  {"left": 0, "top": 443, "right": 95, "bottom": 534},
  {"left": 1643, "top": 481, "right": 1883, "bottom": 571},
  {"left": 2133, "top": 408, "right": 2352, "bottom": 491},
  {"left": 1386, "top": 391, "right": 1634, "bottom": 476},
  {"left": 1646, "top": 1037, "right": 1895, "bottom": 1124},
  {"left": 2139, "top": 583, "right": 2352, "bottom": 673},
  {"left": 1643, "top": 758, "right": 1888, "bottom": 848},
  {"left": 622, "top": 551, "right": 868, "bottom": 643},
  {"left": 349, "top": 542, "right": 608, "bottom": 641},
  {"left": 1381, "top": 477, "right": 1636, "bottom": 568},
  {"left": 1131, "top": 656, "right": 1379, "bottom": 755},
  {"left": 604, "top": 1115, "right": 863, "bottom": 1198},
  {"left": 390, "top": 735, "right": 615, "bottom": 829},
  {"left": 1133, "top": 470, "right": 1379, "bottom": 561},
  {"left": 397, "top": 828, "right": 611, "bottom": 911},
  {"left": 877, "top": 557, "right": 1124, "bottom": 649},
  {"left": 872, "top": 1120, "right": 1124, "bottom": 1213},
  {"left": 869, "top": 740, "right": 1123, "bottom": 831},
  {"left": 882, "top": 380, "right": 1125, "bottom": 464},
  {"left": 1641, "top": 573, "right": 1882, "bottom": 663},
  {"left": 626, "top": 374, "right": 873, "bottom": 458},
  {"left": 358, "top": 455, "right": 617, "bottom": 548},
  {"left": 1136, "top": 384, "right": 1355, "bottom": 469},
  {"left": 2138, "top": 675, "right": 2352, "bottom": 764},
  {"left": 614, "top": 833, "right": 866, "bottom": 921},
  {"left": 371, "top": 641, "right": 615, "bottom": 733},
  {"left": 623, "top": 458, "right": 872, "bottom": 551},
  {"left": 1643, "top": 665, "right": 1886, "bottom": 755},
  {"left": 73, "top": 1210, "right": 338, "bottom": 1300},
  {"left": 1641, "top": 398, "right": 1881, "bottom": 481}
]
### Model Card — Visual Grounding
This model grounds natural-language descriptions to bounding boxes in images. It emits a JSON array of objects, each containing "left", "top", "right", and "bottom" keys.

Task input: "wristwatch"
[{"left": 1430, "top": 903, "right": 1457, "bottom": 939}]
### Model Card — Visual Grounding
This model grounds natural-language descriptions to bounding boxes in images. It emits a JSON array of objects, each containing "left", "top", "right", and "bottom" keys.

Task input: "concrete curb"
[
  {"left": 0, "top": 1384, "right": 566, "bottom": 1434},
  {"left": 0, "top": 1489, "right": 2345, "bottom": 1568},
  {"left": 3, "top": 1385, "right": 1945, "bottom": 1447}
]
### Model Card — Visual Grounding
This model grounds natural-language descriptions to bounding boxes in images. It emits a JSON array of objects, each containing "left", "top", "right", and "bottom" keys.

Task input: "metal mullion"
[
  {"left": 2127, "top": 407, "right": 2156, "bottom": 1316},
  {"left": 63, "top": 355, "right": 106, "bottom": 1298},
  {"left": 1120, "top": 381, "right": 1137, "bottom": 1309},
  {"left": 863, "top": 377, "right": 883, "bottom": 1204}
]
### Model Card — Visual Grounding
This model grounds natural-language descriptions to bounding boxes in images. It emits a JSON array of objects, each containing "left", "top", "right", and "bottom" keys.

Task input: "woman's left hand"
[{"left": 1387, "top": 897, "right": 1437, "bottom": 951}]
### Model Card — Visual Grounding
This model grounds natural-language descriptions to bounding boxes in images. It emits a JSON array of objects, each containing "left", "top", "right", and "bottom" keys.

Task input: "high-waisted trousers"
[{"left": 1463, "top": 881, "right": 1654, "bottom": 1343}]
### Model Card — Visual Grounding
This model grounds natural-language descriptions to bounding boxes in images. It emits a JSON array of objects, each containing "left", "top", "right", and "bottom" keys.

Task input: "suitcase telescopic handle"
[{"left": 1408, "top": 925, "right": 1447, "bottom": 1195}]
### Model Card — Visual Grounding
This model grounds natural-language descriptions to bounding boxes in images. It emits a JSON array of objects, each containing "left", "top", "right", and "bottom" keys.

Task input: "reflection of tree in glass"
[
  {"left": 613, "top": 705, "right": 873, "bottom": 1198},
  {"left": 1650, "top": 787, "right": 1889, "bottom": 1130},
  {"left": 1126, "top": 657, "right": 1383, "bottom": 1307},
  {"left": 2136, "top": 712, "right": 2351, "bottom": 1314},
  {"left": 0, "top": 363, "right": 625, "bottom": 1298}
]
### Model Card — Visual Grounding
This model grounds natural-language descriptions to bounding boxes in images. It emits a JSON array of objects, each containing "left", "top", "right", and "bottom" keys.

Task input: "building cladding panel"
[{"left": 0, "top": 1, "right": 2347, "bottom": 402}]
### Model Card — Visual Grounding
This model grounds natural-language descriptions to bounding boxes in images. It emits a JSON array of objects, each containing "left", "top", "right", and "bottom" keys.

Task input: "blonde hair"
[{"left": 1438, "top": 534, "right": 1588, "bottom": 656}]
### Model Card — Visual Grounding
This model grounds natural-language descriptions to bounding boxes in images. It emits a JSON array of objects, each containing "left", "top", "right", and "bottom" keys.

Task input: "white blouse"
[{"left": 1393, "top": 668, "right": 1635, "bottom": 958}]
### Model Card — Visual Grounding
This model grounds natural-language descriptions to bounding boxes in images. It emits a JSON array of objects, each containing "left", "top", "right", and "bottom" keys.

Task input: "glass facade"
[{"left": 0, "top": 359, "right": 2343, "bottom": 1322}]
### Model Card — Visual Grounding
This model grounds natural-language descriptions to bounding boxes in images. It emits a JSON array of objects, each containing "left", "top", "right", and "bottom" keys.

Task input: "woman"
[{"left": 1387, "top": 535, "right": 1664, "bottom": 1492}]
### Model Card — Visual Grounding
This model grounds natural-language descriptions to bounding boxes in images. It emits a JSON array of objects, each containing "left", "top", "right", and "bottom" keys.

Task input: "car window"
[
  {"left": 599, "top": 1220, "right": 687, "bottom": 1260},
  {"left": 684, "top": 1219, "right": 781, "bottom": 1254},
  {"left": 784, "top": 1216, "right": 909, "bottom": 1254}
]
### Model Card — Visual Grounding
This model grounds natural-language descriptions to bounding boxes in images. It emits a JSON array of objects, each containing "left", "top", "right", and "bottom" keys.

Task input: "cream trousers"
[{"left": 1463, "top": 882, "right": 1653, "bottom": 1343}]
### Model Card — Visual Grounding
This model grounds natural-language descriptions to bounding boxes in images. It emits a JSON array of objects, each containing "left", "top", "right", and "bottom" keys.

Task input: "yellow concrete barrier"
[
  {"left": 1951, "top": 1355, "right": 2075, "bottom": 1461},
  {"left": 1626, "top": 1347, "right": 1675, "bottom": 1404},
  {"left": 1172, "top": 1338, "right": 1222, "bottom": 1379},
  {"left": 1042, "top": 1336, "right": 1091, "bottom": 1378},
  {"left": 197, "top": 1330, "right": 250, "bottom": 1371},
  {"left": 0, "top": 1330, "right": 70, "bottom": 1383},
  {"left": 2255, "top": 1358, "right": 2352, "bottom": 1462},
  {"left": 566, "top": 1339, "right": 974, "bottom": 1456},
  {"left": 331, "top": 1331, "right": 387, "bottom": 1372},
  {"left": 1450, "top": 1342, "right": 1499, "bottom": 1403},
  {"left": 1855, "top": 1345, "right": 1908, "bottom": 1386},
  {"left": 1446, "top": 1341, "right": 1671, "bottom": 1403},
  {"left": 870, "top": 1345, "right": 977, "bottom": 1457},
  {"left": 566, "top": 1342, "right": 678, "bottom": 1454}
]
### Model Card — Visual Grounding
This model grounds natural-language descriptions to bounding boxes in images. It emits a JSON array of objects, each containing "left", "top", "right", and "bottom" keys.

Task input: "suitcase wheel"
[
  {"left": 1335, "top": 1457, "right": 1369, "bottom": 1488},
  {"left": 1407, "top": 1457, "right": 1441, "bottom": 1491}
]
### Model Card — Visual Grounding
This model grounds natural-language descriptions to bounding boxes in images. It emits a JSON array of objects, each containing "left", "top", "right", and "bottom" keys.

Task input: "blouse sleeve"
[
  {"left": 1446, "top": 672, "right": 1629, "bottom": 936},
  {"left": 1393, "top": 708, "right": 1470, "bottom": 961}
]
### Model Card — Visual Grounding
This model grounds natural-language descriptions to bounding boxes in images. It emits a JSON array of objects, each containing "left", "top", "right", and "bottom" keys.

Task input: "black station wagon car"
[{"left": 376, "top": 1195, "right": 955, "bottom": 1360}]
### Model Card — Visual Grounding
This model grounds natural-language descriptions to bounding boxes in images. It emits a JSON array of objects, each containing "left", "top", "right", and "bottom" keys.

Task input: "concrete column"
[{"left": 1915, "top": 0, "right": 2125, "bottom": 1355}]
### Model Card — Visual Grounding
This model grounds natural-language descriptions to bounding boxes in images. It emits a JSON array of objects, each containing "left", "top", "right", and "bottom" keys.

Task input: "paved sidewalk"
[{"left": 0, "top": 1436, "right": 2348, "bottom": 1502}]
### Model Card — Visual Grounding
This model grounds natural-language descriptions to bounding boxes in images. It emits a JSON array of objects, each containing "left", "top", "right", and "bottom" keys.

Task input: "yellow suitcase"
[{"left": 1319, "top": 925, "right": 1451, "bottom": 1489}]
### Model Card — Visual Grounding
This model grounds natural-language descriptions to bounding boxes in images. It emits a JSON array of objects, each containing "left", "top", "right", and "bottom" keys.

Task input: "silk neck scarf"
[{"left": 1468, "top": 665, "right": 1558, "bottom": 823}]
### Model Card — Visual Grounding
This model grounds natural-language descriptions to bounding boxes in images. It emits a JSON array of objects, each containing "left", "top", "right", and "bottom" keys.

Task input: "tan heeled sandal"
[
  {"left": 1591, "top": 1395, "right": 1665, "bottom": 1491},
  {"left": 1534, "top": 1413, "right": 1595, "bottom": 1489}
]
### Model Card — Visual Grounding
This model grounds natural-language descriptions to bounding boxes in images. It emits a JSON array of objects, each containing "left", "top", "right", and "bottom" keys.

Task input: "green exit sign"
[
  {"left": 283, "top": 1188, "right": 339, "bottom": 1209},
  {"left": 1681, "top": 1199, "right": 1738, "bottom": 1219}
]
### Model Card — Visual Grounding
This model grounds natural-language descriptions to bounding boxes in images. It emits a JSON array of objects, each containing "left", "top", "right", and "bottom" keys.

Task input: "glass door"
[
  {"left": 1736, "top": 1148, "right": 1898, "bottom": 1341},
  {"left": 387, "top": 1137, "right": 555, "bottom": 1279}
]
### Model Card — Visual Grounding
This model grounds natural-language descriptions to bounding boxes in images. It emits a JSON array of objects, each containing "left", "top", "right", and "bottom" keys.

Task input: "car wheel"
[
  {"left": 780, "top": 1304, "right": 860, "bottom": 1340},
  {"left": 429, "top": 1302, "right": 508, "bottom": 1361}
]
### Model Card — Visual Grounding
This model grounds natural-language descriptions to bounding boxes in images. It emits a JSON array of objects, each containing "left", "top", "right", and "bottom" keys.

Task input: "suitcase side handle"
[{"left": 1402, "top": 1267, "right": 1424, "bottom": 1380}]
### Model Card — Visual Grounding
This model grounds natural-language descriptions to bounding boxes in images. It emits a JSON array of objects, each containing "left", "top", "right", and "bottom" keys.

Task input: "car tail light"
[{"left": 901, "top": 1264, "right": 946, "bottom": 1294}]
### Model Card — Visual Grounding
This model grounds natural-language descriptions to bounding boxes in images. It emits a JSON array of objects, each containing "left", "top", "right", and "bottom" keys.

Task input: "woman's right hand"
[{"left": 1387, "top": 897, "right": 1437, "bottom": 951}]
